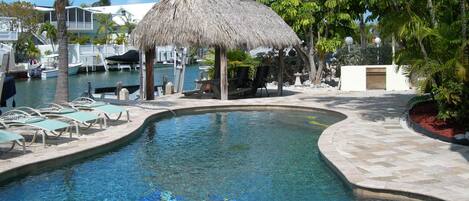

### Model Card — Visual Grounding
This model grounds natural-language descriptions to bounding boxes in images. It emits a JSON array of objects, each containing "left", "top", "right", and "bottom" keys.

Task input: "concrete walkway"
[{"left": 0, "top": 88, "right": 468, "bottom": 201}]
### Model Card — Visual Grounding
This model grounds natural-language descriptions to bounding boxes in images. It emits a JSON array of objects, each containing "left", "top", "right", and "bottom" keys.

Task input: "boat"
[
  {"left": 105, "top": 50, "right": 139, "bottom": 71},
  {"left": 27, "top": 63, "right": 43, "bottom": 78},
  {"left": 41, "top": 63, "right": 82, "bottom": 79}
]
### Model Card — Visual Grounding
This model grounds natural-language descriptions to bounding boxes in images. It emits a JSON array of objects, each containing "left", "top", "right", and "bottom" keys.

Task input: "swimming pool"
[{"left": 0, "top": 109, "right": 353, "bottom": 201}]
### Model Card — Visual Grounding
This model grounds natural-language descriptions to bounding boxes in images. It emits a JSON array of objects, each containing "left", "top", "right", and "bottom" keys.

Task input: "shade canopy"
[{"left": 130, "top": 0, "right": 301, "bottom": 51}]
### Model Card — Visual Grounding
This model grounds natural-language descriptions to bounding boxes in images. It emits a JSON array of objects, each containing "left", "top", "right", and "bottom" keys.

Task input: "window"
[
  {"left": 43, "top": 13, "right": 50, "bottom": 22},
  {"left": 85, "top": 11, "right": 91, "bottom": 22},
  {"left": 51, "top": 12, "right": 57, "bottom": 21},
  {"left": 77, "top": 9, "right": 84, "bottom": 22},
  {"left": 69, "top": 8, "right": 76, "bottom": 21}
]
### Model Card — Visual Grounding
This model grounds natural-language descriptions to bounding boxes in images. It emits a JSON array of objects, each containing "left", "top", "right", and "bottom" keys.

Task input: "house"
[
  {"left": 34, "top": 3, "right": 157, "bottom": 39},
  {"left": 35, "top": 6, "right": 95, "bottom": 35},
  {"left": 34, "top": 2, "right": 174, "bottom": 63}
]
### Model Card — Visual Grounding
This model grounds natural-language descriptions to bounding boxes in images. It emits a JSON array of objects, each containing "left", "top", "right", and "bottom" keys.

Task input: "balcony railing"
[
  {"left": 0, "top": 17, "right": 19, "bottom": 41},
  {"left": 0, "top": 32, "right": 18, "bottom": 41},
  {"left": 50, "top": 21, "right": 93, "bottom": 31}
]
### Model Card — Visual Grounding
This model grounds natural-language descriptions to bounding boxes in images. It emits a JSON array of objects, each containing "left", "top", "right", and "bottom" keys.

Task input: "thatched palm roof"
[{"left": 130, "top": 0, "right": 301, "bottom": 51}]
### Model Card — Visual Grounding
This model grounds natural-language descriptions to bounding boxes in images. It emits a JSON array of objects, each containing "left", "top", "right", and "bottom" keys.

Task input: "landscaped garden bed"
[{"left": 409, "top": 101, "right": 468, "bottom": 145}]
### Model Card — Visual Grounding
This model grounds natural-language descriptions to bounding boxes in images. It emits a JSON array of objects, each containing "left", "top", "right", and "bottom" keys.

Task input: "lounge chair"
[
  {"left": 0, "top": 108, "right": 71, "bottom": 147},
  {"left": 0, "top": 129, "right": 25, "bottom": 154},
  {"left": 36, "top": 103, "right": 107, "bottom": 136},
  {"left": 248, "top": 65, "right": 270, "bottom": 97},
  {"left": 213, "top": 66, "right": 270, "bottom": 99},
  {"left": 69, "top": 97, "right": 130, "bottom": 122}
]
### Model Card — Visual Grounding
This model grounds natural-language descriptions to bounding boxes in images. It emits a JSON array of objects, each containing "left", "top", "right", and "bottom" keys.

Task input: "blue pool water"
[
  {"left": 0, "top": 109, "right": 353, "bottom": 201},
  {"left": 7, "top": 65, "right": 200, "bottom": 109}
]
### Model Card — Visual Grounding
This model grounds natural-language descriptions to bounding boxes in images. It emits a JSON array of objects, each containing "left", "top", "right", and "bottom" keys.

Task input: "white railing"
[
  {"left": 36, "top": 44, "right": 177, "bottom": 71},
  {"left": 0, "top": 17, "right": 19, "bottom": 41},
  {"left": 0, "top": 32, "right": 18, "bottom": 41},
  {"left": 38, "top": 44, "right": 129, "bottom": 67},
  {"left": 50, "top": 21, "right": 93, "bottom": 31}
]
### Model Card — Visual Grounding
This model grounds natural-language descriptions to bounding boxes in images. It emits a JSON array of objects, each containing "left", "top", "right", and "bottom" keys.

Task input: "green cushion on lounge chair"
[
  {"left": 94, "top": 104, "right": 126, "bottom": 115},
  {"left": 55, "top": 108, "right": 77, "bottom": 114},
  {"left": 85, "top": 102, "right": 107, "bottom": 108},
  {"left": 0, "top": 130, "right": 23, "bottom": 143},
  {"left": 28, "top": 119, "right": 70, "bottom": 132},
  {"left": 39, "top": 108, "right": 77, "bottom": 115},
  {"left": 21, "top": 117, "right": 47, "bottom": 124},
  {"left": 62, "top": 111, "right": 100, "bottom": 123}
]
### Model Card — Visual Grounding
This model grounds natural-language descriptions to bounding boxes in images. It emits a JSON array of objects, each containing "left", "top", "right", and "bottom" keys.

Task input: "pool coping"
[
  {"left": 0, "top": 102, "right": 451, "bottom": 201},
  {"left": 318, "top": 115, "right": 446, "bottom": 201}
]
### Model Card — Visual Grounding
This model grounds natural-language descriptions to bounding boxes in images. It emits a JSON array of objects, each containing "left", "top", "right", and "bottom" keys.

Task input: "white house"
[
  {"left": 34, "top": 3, "right": 157, "bottom": 38},
  {"left": 35, "top": 6, "right": 95, "bottom": 34}
]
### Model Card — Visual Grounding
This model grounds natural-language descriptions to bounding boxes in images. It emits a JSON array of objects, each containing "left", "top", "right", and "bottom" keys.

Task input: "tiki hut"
[{"left": 130, "top": 0, "right": 301, "bottom": 100}]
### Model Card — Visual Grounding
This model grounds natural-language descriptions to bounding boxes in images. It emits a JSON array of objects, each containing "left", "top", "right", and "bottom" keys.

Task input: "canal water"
[{"left": 5, "top": 65, "right": 201, "bottom": 110}]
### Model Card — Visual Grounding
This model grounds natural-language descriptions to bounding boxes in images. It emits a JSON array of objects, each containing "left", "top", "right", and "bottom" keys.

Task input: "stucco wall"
[{"left": 340, "top": 65, "right": 410, "bottom": 91}]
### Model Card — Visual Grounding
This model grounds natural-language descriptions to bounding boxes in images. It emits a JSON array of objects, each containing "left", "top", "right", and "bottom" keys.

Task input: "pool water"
[
  {"left": 6, "top": 65, "right": 200, "bottom": 109},
  {"left": 0, "top": 110, "right": 353, "bottom": 201}
]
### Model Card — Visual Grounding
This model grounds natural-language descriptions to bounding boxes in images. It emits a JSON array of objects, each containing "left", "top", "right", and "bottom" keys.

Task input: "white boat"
[
  {"left": 199, "top": 65, "right": 211, "bottom": 71},
  {"left": 41, "top": 63, "right": 82, "bottom": 79}
]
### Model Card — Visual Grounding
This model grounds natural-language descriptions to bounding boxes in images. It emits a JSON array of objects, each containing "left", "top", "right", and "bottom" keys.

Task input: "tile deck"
[{"left": 0, "top": 88, "right": 468, "bottom": 200}]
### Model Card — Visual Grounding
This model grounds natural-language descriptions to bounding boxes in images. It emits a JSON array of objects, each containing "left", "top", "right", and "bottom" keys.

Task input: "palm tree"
[
  {"left": 53, "top": 0, "right": 71, "bottom": 7},
  {"left": 38, "top": 22, "right": 57, "bottom": 52},
  {"left": 96, "top": 14, "right": 117, "bottom": 44},
  {"left": 54, "top": 0, "right": 69, "bottom": 104},
  {"left": 91, "top": 0, "right": 111, "bottom": 7}
]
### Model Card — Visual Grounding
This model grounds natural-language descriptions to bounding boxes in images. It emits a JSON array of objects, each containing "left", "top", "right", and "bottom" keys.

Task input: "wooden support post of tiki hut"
[
  {"left": 139, "top": 49, "right": 145, "bottom": 100},
  {"left": 145, "top": 48, "right": 155, "bottom": 100},
  {"left": 218, "top": 47, "right": 228, "bottom": 100},
  {"left": 214, "top": 47, "right": 221, "bottom": 79},
  {"left": 278, "top": 48, "right": 285, "bottom": 96}
]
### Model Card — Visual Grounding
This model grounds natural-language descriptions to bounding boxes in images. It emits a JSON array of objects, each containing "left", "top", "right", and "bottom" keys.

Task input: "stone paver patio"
[{"left": 0, "top": 88, "right": 468, "bottom": 200}]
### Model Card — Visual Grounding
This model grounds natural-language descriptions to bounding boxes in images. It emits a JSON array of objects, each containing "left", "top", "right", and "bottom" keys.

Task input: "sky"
[{"left": 3, "top": 0, "right": 156, "bottom": 6}]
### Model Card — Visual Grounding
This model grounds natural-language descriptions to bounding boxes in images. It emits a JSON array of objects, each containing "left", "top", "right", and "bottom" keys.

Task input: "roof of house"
[{"left": 88, "top": 3, "right": 156, "bottom": 25}]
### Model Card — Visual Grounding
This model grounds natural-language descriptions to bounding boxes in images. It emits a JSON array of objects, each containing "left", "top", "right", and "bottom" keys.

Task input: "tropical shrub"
[
  {"left": 25, "top": 38, "right": 40, "bottom": 59},
  {"left": 368, "top": 0, "right": 469, "bottom": 126},
  {"left": 69, "top": 34, "right": 91, "bottom": 45},
  {"left": 433, "top": 81, "right": 468, "bottom": 122},
  {"left": 114, "top": 34, "right": 127, "bottom": 45},
  {"left": 334, "top": 43, "right": 393, "bottom": 67},
  {"left": 204, "top": 49, "right": 260, "bottom": 79}
]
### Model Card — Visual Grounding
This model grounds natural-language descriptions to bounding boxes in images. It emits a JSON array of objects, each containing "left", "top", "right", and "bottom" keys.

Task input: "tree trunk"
[
  {"left": 307, "top": 30, "right": 317, "bottom": 82},
  {"left": 54, "top": 0, "right": 69, "bottom": 104},
  {"left": 427, "top": 0, "right": 437, "bottom": 28},
  {"left": 418, "top": 39, "right": 429, "bottom": 61},
  {"left": 50, "top": 39, "right": 55, "bottom": 53},
  {"left": 294, "top": 29, "right": 317, "bottom": 82},
  {"left": 278, "top": 48, "right": 285, "bottom": 96},
  {"left": 294, "top": 45, "right": 309, "bottom": 71},
  {"left": 314, "top": 55, "right": 325, "bottom": 85},
  {"left": 360, "top": 14, "right": 367, "bottom": 49},
  {"left": 145, "top": 48, "right": 155, "bottom": 100},
  {"left": 462, "top": 0, "right": 467, "bottom": 40}
]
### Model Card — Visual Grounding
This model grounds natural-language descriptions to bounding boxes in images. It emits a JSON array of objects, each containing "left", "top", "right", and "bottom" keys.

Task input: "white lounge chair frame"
[
  {"left": 0, "top": 108, "right": 72, "bottom": 147},
  {"left": 70, "top": 97, "right": 130, "bottom": 122},
  {"left": 36, "top": 103, "right": 107, "bottom": 136}
]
